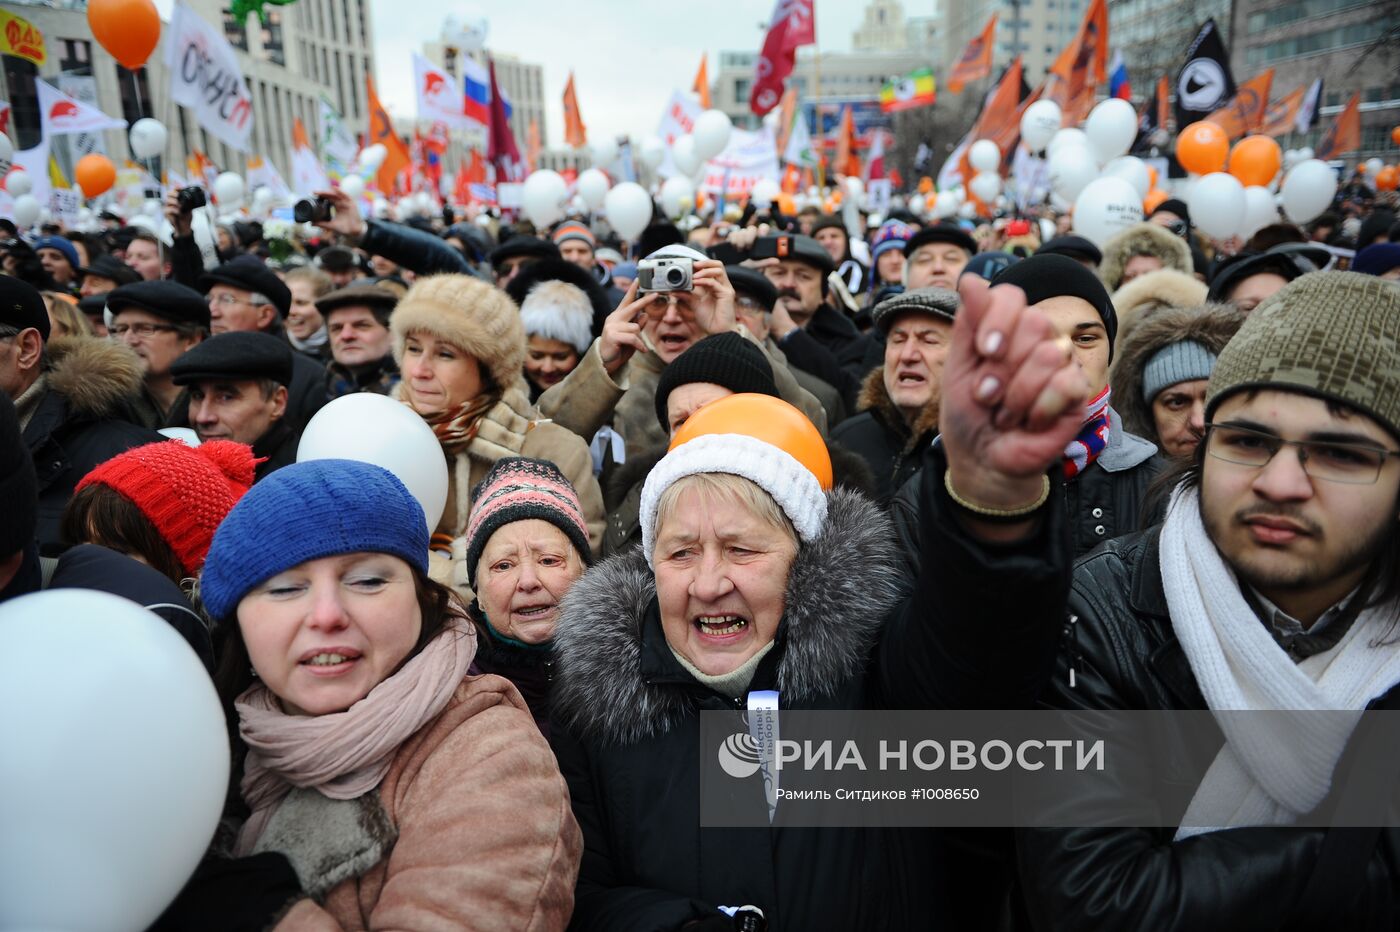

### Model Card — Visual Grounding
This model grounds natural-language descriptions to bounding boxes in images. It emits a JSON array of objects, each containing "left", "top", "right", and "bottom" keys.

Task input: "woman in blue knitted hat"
[{"left": 162, "top": 459, "right": 581, "bottom": 931}]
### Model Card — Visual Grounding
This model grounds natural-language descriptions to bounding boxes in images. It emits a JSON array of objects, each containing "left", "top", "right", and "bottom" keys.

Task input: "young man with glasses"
[
  {"left": 1018, "top": 271, "right": 1400, "bottom": 928},
  {"left": 106, "top": 281, "right": 210, "bottom": 427}
]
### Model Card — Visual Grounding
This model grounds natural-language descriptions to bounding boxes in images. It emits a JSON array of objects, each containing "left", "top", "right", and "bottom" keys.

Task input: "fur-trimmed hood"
[
  {"left": 44, "top": 335, "right": 145, "bottom": 420},
  {"left": 855, "top": 366, "right": 940, "bottom": 455},
  {"left": 551, "top": 488, "right": 902, "bottom": 744},
  {"left": 1109, "top": 303, "right": 1245, "bottom": 440},
  {"left": 1111, "top": 268, "right": 1208, "bottom": 335},
  {"left": 1100, "top": 223, "right": 1194, "bottom": 292}
]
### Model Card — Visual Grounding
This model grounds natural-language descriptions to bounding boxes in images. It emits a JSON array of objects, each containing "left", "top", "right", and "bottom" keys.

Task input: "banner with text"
[{"left": 165, "top": 1, "right": 253, "bottom": 151}]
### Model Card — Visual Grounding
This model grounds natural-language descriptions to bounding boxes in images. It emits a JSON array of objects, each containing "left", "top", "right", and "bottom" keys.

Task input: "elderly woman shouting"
[
  {"left": 549, "top": 276, "right": 1096, "bottom": 930},
  {"left": 388, "top": 274, "right": 604, "bottom": 595},
  {"left": 163, "top": 459, "right": 580, "bottom": 931}
]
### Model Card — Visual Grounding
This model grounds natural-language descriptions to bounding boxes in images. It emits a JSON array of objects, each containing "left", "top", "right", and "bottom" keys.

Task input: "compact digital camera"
[{"left": 636, "top": 256, "right": 693, "bottom": 293}]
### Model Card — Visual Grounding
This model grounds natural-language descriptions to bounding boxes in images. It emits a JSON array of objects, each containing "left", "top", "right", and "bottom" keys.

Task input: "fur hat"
[
  {"left": 519, "top": 280, "right": 595, "bottom": 356},
  {"left": 1111, "top": 268, "right": 1209, "bottom": 340},
  {"left": 1099, "top": 222, "right": 1194, "bottom": 292},
  {"left": 390, "top": 274, "right": 525, "bottom": 394},
  {"left": 504, "top": 258, "right": 612, "bottom": 341}
]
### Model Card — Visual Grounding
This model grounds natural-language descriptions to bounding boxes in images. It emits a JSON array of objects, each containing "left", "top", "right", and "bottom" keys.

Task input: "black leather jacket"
[{"left": 1016, "top": 528, "right": 1400, "bottom": 931}]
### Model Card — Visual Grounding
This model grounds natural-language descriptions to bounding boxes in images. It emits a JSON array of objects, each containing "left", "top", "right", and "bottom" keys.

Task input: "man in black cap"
[
  {"left": 490, "top": 235, "right": 560, "bottom": 288},
  {"left": 1, "top": 277, "right": 160, "bottom": 549},
  {"left": 197, "top": 254, "right": 327, "bottom": 430},
  {"left": 1035, "top": 234, "right": 1103, "bottom": 271},
  {"left": 809, "top": 214, "right": 868, "bottom": 294},
  {"left": 1206, "top": 245, "right": 1322, "bottom": 313},
  {"left": 752, "top": 231, "right": 877, "bottom": 411},
  {"left": 78, "top": 254, "right": 141, "bottom": 298},
  {"left": 318, "top": 283, "right": 400, "bottom": 398},
  {"left": 170, "top": 331, "right": 299, "bottom": 480},
  {"left": 315, "top": 245, "right": 364, "bottom": 289},
  {"left": 108, "top": 281, "right": 210, "bottom": 428},
  {"left": 989, "top": 254, "right": 1161, "bottom": 555},
  {"left": 832, "top": 288, "right": 958, "bottom": 503},
  {"left": 903, "top": 224, "right": 977, "bottom": 291}
]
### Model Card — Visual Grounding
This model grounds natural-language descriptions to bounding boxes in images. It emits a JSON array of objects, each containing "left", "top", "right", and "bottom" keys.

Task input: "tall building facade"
[{"left": 942, "top": 0, "right": 1093, "bottom": 85}]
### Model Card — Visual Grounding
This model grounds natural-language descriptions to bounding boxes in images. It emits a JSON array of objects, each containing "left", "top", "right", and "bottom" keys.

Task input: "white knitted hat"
[{"left": 639, "top": 432, "right": 828, "bottom": 567}]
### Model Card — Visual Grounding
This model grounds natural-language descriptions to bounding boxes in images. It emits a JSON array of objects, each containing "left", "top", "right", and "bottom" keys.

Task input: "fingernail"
[
  {"left": 976, "top": 375, "right": 1001, "bottom": 401},
  {"left": 982, "top": 331, "right": 1003, "bottom": 355}
]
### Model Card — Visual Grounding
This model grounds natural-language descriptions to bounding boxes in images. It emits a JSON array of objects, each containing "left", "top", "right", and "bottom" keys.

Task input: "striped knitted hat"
[
  {"left": 552, "top": 221, "right": 596, "bottom": 250},
  {"left": 464, "top": 457, "right": 593, "bottom": 586},
  {"left": 76, "top": 440, "right": 256, "bottom": 577}
]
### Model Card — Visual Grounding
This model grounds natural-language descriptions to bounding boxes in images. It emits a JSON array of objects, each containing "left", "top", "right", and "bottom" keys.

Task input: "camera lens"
[{"left": 665, "top": 267, "right": 685, "bottom": 286}]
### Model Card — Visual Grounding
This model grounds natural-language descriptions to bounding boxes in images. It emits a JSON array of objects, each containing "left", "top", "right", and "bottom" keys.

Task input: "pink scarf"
[{"left": 234, "top": 618, "right": 477, "bottom": 856}]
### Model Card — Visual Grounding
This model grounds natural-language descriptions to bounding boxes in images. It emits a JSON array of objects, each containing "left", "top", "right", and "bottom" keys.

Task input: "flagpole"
[{"left": 812, "top": 18, "right": 825, "bottom": 191}]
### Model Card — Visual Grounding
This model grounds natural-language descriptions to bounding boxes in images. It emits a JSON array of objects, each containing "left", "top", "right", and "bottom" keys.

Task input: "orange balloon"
[
  {"left": 1228, "top": 135, "right": 1283, "bottom": 187},
  {"left": 775, "top": 193, "right": 796, "bottom": 214},
  {"left": 1376, "top": 166, "right": 1400, "bottom": 192},
  {"left": 917, "top": 176, "right": 934, "bottom": 194},
  {"left": 88, "top": 0, "right": 161, "bottom": 71},
  {"left": 669, "top": 393, "right": 833, "bottom": 490},
  {"left": 1146, "top": 165, "right": 1159, "bottom": 189},
  {"left": 1393, "top": 126, "right": 1400, "bottom": 146},
  {"left": 1143, "top": 188, "right": 1170, "bottom": 213},
  {"left": 75, "top": 154, "right": 117, "bottom": 198},
  {"left": 1176, "top": 121, "right": 1230, "bottom": 175}
]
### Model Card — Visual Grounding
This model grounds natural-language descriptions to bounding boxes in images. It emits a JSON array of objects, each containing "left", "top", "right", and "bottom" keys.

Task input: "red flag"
[
  {"left": 486, "top": 58, "right": 524, "bottom": 183},
  {"left": 453, "top": 157, "right": 471, "bottom": 204},
  {"left": 693, "top": 54, "right": 711, "bottom": 110},
  {"left": 1206, "top": 69, "right": 1274, "bottom": 140},
  {"left": 947, "top": 15, "right": 997, "bottom": 93},
  {"left": 562, "top": 71, "right": 587, "bottom": 148},
  {"left": 0, "top": 101, "right": 10, "bottom": 136},
  {"left": 366, "top": 76, "right": 412, "bottom": 194},
  {"left": 1316, "top": 91, "right": 1360, "bottom": 160},
  {"left": 750, "top": 0, "right": 815, "bottom": 117}
]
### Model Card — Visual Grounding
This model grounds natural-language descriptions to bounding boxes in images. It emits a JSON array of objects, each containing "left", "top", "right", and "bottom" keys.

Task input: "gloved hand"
[{"left": 147, "top": 851, "right": 302, "bottom": 932}]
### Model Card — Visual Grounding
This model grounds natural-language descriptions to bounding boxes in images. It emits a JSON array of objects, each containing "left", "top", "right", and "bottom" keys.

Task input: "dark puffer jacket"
[
  {"left": 831, "top": 367, "right": 939, "bottom": 504},
  {"left": 776, "top": 303, "right": 881, "bottom": 411},
  {"left": 551, "top": 448, "right": 1073, "bottom": 931},
  {"left": 1017, "top": 528, "right": 1400, "bottom": 931}
]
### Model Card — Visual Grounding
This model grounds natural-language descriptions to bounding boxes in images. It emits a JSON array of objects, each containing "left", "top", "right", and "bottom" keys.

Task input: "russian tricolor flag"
[
  {"left": 1109, "top": 50, "right": 1131, "bottom": 101},
  {"left": 463, "top": 57, "right": 490, "bottom": 126}
]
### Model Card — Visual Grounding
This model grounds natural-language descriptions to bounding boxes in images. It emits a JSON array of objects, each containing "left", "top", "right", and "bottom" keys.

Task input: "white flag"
[
  {"left": 247, "top": 156, "right": 293, "bottom": 204},
  {"left": 165, "top": 1, "right": 253, "bottom": 151},
  {"left": 36, "top": 79, "right": 126, "bottom": 138},
  {"left": 413, "top": 53, "right": 469, "bottom": 129},
  {"left": 319, "top": 96, "right": 358, "bottom": 178},
  {"left": 783, "top": 112, "right": 817, "bottom": 167},
  {"left": 291, "top": 144, "right": 330, "bottom": 197},
  {"left": 1296, "top": 78, "right": 1323, "bottom": 134}
]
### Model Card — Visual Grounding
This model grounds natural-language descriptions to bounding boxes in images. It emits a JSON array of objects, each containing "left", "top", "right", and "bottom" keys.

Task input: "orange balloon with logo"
[
  {"left": 1176, "top": 121, "right": 1230, "bottom": 175},
  {"left": 88, "top": 0, "right": 161, "bottom": 71},
  {"left": 1228, "top": 135, "right": 1282, "bottom": 187},
  {"left": 76, "top": 154, "right": 117, "bottom": 198},
  {"left": 669, "top": 393, "right": 833, "bottom": 490},
  {"left": 1376, "top": 166, "right": 1400, "bottom": 192}
]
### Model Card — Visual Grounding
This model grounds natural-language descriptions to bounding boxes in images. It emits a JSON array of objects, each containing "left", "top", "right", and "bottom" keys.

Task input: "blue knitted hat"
[{"left": 200, "top": 459, "right": 429, "bottom": 622}]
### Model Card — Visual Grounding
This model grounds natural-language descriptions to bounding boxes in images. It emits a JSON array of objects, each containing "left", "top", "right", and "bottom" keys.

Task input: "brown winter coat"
[
  {"left": 1109, "top": 303, "right": 1245, "bottom": 443},
  {"left": 270, "top": 675, "right": 582, "bottom": 931},
  {"left": 1099, "top": 222, "right": 1194, "bottom": 292}
]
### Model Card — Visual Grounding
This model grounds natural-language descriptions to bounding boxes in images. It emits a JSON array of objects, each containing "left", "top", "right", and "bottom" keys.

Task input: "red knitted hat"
[{"left": 76, "top": 440, "right": 256, "bottom": 576}]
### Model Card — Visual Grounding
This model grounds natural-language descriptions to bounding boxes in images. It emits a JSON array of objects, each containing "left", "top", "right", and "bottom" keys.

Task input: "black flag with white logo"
[{"left": 1174, "top": 19, "right": 1236, "bottom": 129}]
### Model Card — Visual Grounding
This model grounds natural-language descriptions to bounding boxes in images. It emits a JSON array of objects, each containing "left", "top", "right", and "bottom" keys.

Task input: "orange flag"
[
  {"left": 366, "top": 76, "right": 412, "bottom": 194},
  {"left": 833, "top": 106, "right": 860, "bottom": 178},
  {"left": 775, "top": 86, "right": 798, "bottom": 153},
  {"left": 1044, "top": 0, "right": 1108, "bottom": 124},
  {"left": 1206, "top": 69, "right": 1274, "bottom": 140},
  {"left": 562, "top": 71, "right": 587, "bottom": 148},
  {"left": 527, "top": 118, "right": 542, "bottom": 173},
  {"left": 693, "top": 54, "right": 711, "bottom": 109},
  {"left": 961, "top": 57, "right": 1029, "bottom": 180},
  {"left": 292, "top": 116, "right": 311, "bottom": 150},
  {"left": 1316, "top": 91, "right": 1361, "bottom": 160},
  {"left": 1260, "top": 85, "right": 1304, "bottom": 139},
  {"left": 947, "top": 15, "right": 997, "bottom": 93}
]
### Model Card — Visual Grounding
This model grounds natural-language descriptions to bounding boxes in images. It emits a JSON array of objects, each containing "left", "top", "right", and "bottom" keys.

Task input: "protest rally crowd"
[{"left": 4, "top": 0, "right": 1400, "bottom": 930}]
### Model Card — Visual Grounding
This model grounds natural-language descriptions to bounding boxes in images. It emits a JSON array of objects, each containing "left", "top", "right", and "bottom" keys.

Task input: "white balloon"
[
  {"left": 957, "top": 201, "right": 978, "bottom": 219},
  {"left": 576, "top": 168, "right": 611, "bottom": 210},
  {"left": 1048, "top": 145, "right": 1099, "bottom": 202},
  {"left": 142, "top": 198, "right": 163, "bottom": 219},
  {"left": 359, "top": 144, "right": 388, "bottom": 172},
  {"left": 1365, "top": 157, "right": 1384, "bottom": 177},
  {"left": 1019, "top": 100, "right": 1062, "bottom": 152},
  {"left": 569, "top": 194, "right": 588, "bottom": 215},
  {"left": 969, "top": 170, "right": 1001, "bottom": 202},
  {"left": 844, "top": 176, "right": 864, "bottom": 199},
  {"left": 639, "top": 136, "right": 666, "bottom": 169},
  {"left": 933, "top": 191, "right": 958, "bottom": 218},
  {"left": 590, "top": 136, "right": 619, "bottom": 167},
  {"left": 1048, "top": 128, "right": 1091, "bottom": 159},
  {"left": 297, "top": 394, "right": 449, "bottom": 532},
  {"left": 1298, "top": 146, "right": 1314, "bottom": 161},
  {"left": 1280, "top": 159, "right": 1338, "bottom": 224},
  {"left": 128, "top": 118, "right": 168, "bottom": 159},
  {"left": 6, "top": 170, "right": 33, "bottom": 197},
  {"left": 659, "top": 176, "right": 695, "bottom": 218},
  {"left": 1084, "top": 98, "right": 1138, "bottom": 164},
  {"left": 0, "top": 133, "right": 14, "bottom": 177},
  {"left": 1187, "top": 172, "right": 1247, "bottom": 239},
  {"left": 339, "top": 174, "right": 365, "bottom": 199},
  {"left": 1104, "top": 156, "right": 1151, "bottom": 198},
  {"left": 692, "top": 109, "right": 734, "bottom": 161},
  {"left": 672, "top": 135, "right": 702, "bottom": 176},
  {"left": 750, "top": 178, "right": 781, "bottom": 208},
  {"left": 969, "top": 139, "right": 1001, "bottom": 173},
  {"left": 1072, "top": 177, "right": 1145, "bottom": 247},
  {"left": 11, "top": 193, "right": 39, "bottom": 227},
  {"left": 0, "top": 590, "right": 228, "bottom": 932},
  {"left": 213, "top": 171, "right": 245, "bottom": 207},
  {"left": 604, "top": 181, "right": 654, "bottom": 241},
  {"left": 521, "top": 169, "right": 568, "bottom": 228},
  {"left": 1239, "top": 185, "right": 1279, "bottom": 239}
]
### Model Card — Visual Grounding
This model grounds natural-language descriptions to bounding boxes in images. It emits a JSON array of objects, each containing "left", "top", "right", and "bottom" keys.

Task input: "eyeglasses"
[
  {"left": 207, "top": 293, "right": 251, "bottom": 308},
  {"left": 641, "top": 293, "right": 696, "bottom": 319},
  {"left": 1204, "top": 423, "right": 1400, "bottom": 485},
  {"left": 735, "top": 296, "right": 767, "bottom": 313},
  {"left": 110, "top": 322, "right": 179, "bottom": 338}
]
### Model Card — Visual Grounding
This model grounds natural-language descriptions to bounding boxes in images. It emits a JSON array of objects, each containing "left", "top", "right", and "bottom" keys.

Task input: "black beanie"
[
  {"left": 0, "top": 392, "right": 38, "bottom": 559},
  {"left": 990, "top": 253, "right": 1119, "bottom": 359},
  {"left": 654, "top": 332, "right": 779, "bottom": 431}
]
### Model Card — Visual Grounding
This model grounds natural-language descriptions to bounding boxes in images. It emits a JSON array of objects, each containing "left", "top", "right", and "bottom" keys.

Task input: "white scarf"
[{"left": 1160, "top": 485, "right": 1400, "bottom": 839}]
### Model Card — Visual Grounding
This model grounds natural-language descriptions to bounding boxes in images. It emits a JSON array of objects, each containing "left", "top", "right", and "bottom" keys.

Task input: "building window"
[
  {"left": 342, "top": 0, "right": 354, "bottom": 43},
  {"left": 4, "top": 56, "right": 40, "bottom": 149},
  {"left": 1246, "top": 15, "right": 1398, "bottom": 64},
  {"left": 59, "top": 39, "right": 92, "bottom": 75},
  {"left": 347, "top": 55, "right": 360, "bottom": 115},
  {"left": 222, "top": 9, "right": 249, "bottom": 52},
  {"left": 736, "top": 78, "right": 751, "bottom": 101},
  {"left": 118, "top": 66, "right": 153, "bottom": 129},
  {"left": 260, "top": 10, "right": 285, "bottom": 65},
  {"left": 1364, "top": 86, "right": 1382, "bottom": 103},
  {"left": 1326, "top": 91, "right": 1341, "bottom": 107}
]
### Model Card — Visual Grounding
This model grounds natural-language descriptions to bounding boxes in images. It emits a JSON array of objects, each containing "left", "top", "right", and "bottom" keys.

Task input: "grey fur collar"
[
  {"left": 551, "top": 488, "right": 903, "bottom": 744},
  {"left": 252, "top": 788, "right": 397, "bottom": 900}
]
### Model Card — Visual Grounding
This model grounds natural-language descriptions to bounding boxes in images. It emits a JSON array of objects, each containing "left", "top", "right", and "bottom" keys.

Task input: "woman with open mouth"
[{"left": 162, "top": 458, "right": 581, "bottom": 930}]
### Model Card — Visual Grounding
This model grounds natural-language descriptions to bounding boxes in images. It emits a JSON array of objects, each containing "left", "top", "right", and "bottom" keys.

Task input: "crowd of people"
[{"left": 2, "top": 173, "right": 1400, "bottom": 931}]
